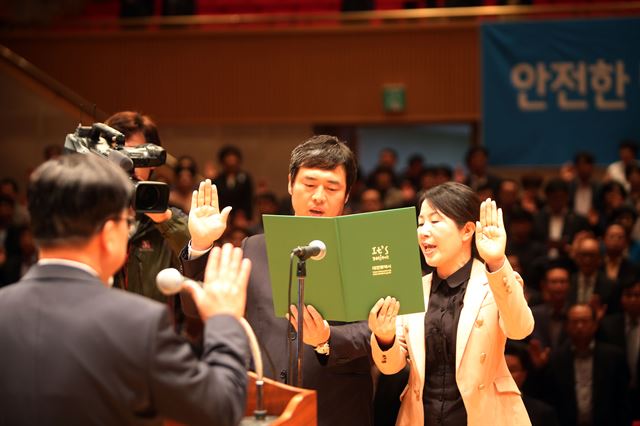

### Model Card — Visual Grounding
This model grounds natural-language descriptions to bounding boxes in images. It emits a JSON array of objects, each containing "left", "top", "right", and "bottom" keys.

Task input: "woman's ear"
[{"left": 461, "top": 221, "right": 476, "bottom": 242}]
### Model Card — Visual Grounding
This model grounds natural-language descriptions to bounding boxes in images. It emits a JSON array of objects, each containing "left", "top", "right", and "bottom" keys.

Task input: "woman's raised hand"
[
  {"left": 475, "top": 198, "right": 507, "bottom": 272},
  {"left": 368, "top": 296, "right": 400, "bottom": 347}
]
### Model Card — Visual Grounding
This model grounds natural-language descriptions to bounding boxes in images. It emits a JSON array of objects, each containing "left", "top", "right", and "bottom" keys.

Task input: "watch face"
[{"left": 315, "top": 343, "right": 330, "bottom": 355}]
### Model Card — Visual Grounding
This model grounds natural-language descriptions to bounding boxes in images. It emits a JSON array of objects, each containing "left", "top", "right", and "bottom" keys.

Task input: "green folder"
[{"left": 263, "top": 207, "right": 425, "bottom": 322}]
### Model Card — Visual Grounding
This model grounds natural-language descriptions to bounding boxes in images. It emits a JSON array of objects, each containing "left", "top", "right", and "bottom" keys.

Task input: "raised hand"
[
  {"left": 287, "top": 304, "right": 330, "bottom": 347},
  {"left": 368, "top": 296, "right": 400, "bottom": 347},
  {"left": 528, "top": 338, "right": 551, "bottom": 369},
  {"left": 189, "top": 179, "right": 232, "bottom": 250},
  {"left": 475, "top": 198, "right": 507, "bottom": 272},
  {"left": 183, "top": 243, "right": 252, "bottom": 320}
]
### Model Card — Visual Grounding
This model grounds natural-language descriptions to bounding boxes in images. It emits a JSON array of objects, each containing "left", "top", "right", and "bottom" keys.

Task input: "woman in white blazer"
[{"left": 369, "top": 182, "right": 534, "bottom": 426}]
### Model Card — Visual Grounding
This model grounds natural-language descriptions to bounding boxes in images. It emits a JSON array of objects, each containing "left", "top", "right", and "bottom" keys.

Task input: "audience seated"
[
  {"left": 541, "top": 304, "right": 630, "bottom": 426},
  {"left": 533, "top": 178, "right": 590, "bottom": 259},
  {"left": 597, "top": 279, "right": 640, "bottom": 422}
]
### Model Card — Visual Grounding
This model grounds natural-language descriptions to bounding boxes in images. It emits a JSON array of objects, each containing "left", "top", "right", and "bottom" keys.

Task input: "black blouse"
[{"left": 423, "top": 258, "right": 473, "bottom": 426}]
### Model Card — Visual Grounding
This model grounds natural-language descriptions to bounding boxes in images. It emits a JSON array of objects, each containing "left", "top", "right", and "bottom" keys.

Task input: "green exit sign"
[{"left": 382, "top": 84, "right": 406, "bottom": 113}]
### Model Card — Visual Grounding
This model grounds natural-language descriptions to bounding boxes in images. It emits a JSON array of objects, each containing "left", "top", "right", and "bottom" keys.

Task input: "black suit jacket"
[
  {"left": 523, "top": 395, "right": 560, "bottom": 426},
  {"left": 0, "top": 264, "right": 249, "bottom": 426},
  {"left": 544, "top": 341, "right": 630, "bottom": 426},
  {"left": 568, "top": 271, "right": 616, "bottom": 312},
  {"left": 181, "top": 234, "right": 374, "bottom": 426},
  {"left": 530, "top": 303, "right": 568, "bottom": 351},
  {"left": 600, "top": 313, "right": 640, "bottom": 421}
]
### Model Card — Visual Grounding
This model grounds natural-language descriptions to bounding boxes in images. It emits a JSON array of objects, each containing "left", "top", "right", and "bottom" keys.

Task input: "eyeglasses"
[{"left": 98, "top": 213, "right": 136, "bottom": 234}]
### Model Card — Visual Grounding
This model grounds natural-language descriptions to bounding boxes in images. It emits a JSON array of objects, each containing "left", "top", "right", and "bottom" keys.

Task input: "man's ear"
[
  {"left": 100, "top": 219, "right": 118, "bottom": 255},
  {"left": 287, "top": 173, "right": 293, "bottom": 196},
  {"left": 344, "top": 191, "right": 350, "bottom": 205}
]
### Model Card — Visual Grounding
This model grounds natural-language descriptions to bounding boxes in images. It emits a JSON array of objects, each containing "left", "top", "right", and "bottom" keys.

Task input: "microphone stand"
[{"left": 293, "top": 259, "right": 306, "bottom": 388}]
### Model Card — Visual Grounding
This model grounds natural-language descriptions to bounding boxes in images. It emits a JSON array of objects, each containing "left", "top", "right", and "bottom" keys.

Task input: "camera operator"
[{"left": 105, "top": 112, "right": 190, "bottom": 310}]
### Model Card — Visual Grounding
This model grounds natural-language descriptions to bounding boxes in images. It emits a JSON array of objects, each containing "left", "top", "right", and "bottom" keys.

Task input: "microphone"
[
  {"left": 291, "top": 240, "right": 326, "bottom": 261},
  {"left": 155, "top": 270, "right": 277, "bottom": 424},
  {"left": 156, "top": 268, "right": 200, "bottom": 295}
]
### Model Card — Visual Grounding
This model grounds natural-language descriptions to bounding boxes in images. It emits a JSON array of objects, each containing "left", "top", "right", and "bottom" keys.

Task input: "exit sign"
[{"left": 382, "top": 84, "right": 406, "bottom": 113}]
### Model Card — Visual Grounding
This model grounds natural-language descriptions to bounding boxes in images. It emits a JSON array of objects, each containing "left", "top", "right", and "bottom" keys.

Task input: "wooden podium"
[
  {"left": 245, "top": 372, "right": 316, "bottom": 426},
  {"left": 165, "top": 372, "right": 316, "bottom": 426}
]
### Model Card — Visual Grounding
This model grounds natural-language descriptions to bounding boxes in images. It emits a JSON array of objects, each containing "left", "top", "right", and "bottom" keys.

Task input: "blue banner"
[{"left": 481, "top": 18, "right": 640, "bottom": 165}]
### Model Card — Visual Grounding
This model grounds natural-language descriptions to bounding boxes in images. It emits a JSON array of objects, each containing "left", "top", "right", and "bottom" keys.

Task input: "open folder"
[{"left": 263, "top": 207, "right": 425, "bottom": 322}]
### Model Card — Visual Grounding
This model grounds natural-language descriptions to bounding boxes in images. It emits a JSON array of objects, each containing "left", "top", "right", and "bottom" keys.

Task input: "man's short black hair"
[
  {"left": 544, "top": 178, "right": 569, "bottom": 196},
  {"left": 464, "top": 146, "right": 489, "bottom": 165},
  {"left": 619, "top": 139, "right": 638, "bottom": 156},
  {"left": 28, "top": 154, "right": 133, "bottom": 248},
  {"left": 218, "top": 145, "right": 243, "bottom": 164},
  {"left": 289, "top": 135, "right": 357, "bottom": 195},
  {"left": 573, "top": 151, "right": 595, "bottom": 165}
]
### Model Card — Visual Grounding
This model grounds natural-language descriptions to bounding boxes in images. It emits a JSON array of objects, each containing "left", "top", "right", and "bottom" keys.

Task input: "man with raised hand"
[
  {"left": 0, "top": 154, "right": 251, "bottom": 426},
  {"left": 181, "top": 135, "right": 374, "bottom": 426}
]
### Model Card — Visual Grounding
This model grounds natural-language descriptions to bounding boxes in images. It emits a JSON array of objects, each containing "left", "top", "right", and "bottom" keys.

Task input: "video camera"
[{"left": 64, "top": 123, "right": 170, "bottom": 213}]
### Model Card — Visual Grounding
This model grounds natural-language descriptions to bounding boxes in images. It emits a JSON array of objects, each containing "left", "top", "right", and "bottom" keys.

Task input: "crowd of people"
[{"left": 1, "top": 112, "right": 640, "bottom": 425}]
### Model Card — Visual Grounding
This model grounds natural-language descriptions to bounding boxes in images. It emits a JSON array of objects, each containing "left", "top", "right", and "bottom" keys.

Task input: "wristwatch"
[{"left": 314, "top": 341, "right": 330, "bottom": 355}]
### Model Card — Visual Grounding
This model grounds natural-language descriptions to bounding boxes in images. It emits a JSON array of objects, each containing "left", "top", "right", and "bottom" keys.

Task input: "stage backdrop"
[{"left": 481, "top": 17, "right": 640, "bottom": 166}]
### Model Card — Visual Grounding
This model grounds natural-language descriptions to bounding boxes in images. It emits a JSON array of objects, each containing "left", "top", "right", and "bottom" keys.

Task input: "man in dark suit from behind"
[{"left": 0, "top": 154, "right": 252, "bottom": 426}]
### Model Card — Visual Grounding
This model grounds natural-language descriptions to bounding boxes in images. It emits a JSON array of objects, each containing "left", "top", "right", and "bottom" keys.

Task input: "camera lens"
[
  {"left": 137, "top": 185, "right": 160, "bottom": 210},
  {"left": 133, "top": 181, "right": 169, "bottom": 213}
]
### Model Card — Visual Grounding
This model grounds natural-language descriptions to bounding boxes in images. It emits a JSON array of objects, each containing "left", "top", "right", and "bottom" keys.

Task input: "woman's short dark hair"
[
  {"left": 419, "top": 182, "right": 480, "bottom": 229},
  {"left": 28, "top": 154, "right": 133, "bottom": 247},
  {"left": 289, "top": 135, "right": 357, "bottom": 196}
]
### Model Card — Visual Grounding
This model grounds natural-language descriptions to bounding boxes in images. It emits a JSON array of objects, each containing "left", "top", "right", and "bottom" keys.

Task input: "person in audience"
[
  {"left": 602, "top": 223, "right": 637, "bottom": 306},
  {"left": 541, "top": 304, "right": 630, "bottom": 426},
  {"left": 568, "top": 151, "right": 600, "bottom": 222},
  {"left": 569, "top": 236, "right": 616, "bottom": 315},
  {"left": 401, "top": 153, "right": 425, "bottom": 192},
  {"left": 180, "top": 135, "right": 375, "bottom": 426},
  {"left": 463, "top": 146, "right": 502, "bottom": 196},
  {"left": 505, "top": 341, "right": 560, "bottom": 426},
  {"left": 169, "top": 155, "right": 199, "bottom": 214},
  {"left": 0, "top": 195, "right": 23, "bottom": 286},
  {"left": 496, "top": 178, "right": 520, "bottom": 229},
  {"left": 0, "top": 177, "right": 29, "bottom": 226},
  {"left": 358, "top": 187, "right": 384, "bottom": 213},
  {"left": 520, "top": 172, "right": 545, "bottom": 214},
  {"left": 530, "top": 260, "right": 572, "bottom": 355},
  {"left": 611, "top": 205, "right": 640, "bottom": 263},
  {"left": 597, "top": 279, "right": 640, "bottom": 422},
  {"left": 533, "top": 178, "right": 590, "bottom": 259},
  {"left": 606, "top": 139, "right": 640, "bottom": 191},
  {"left": 506, "top": 207, "right": 547, "bottom": 290},
  {"left": 213, "top": 145, "right": 255, "bottom": 223},
  {"left": 0, "top": 153, "right": 251, "bottom": 426},
  {"left": 593, "top": 180, "right": 628, "bottom": 236},
  {"left": 369, "top": 182, "right": 533, "bottom": 425},
  {"left": 368, "top": 167, "right": 404, "bottom": 209},
  {"left": 248, "top": 191, "right": 280, "bottom": 234},
  {"left": 367, "top": 147, "right": 400, "bottom": 188}
]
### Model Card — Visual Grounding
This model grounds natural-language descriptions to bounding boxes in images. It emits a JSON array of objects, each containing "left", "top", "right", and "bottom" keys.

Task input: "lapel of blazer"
[
  {"left": 400, "top": 274, "right": 432, "bottom": 387},
  {"left": 456, "top": 259, "right": 489, "bottom": 371}
]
